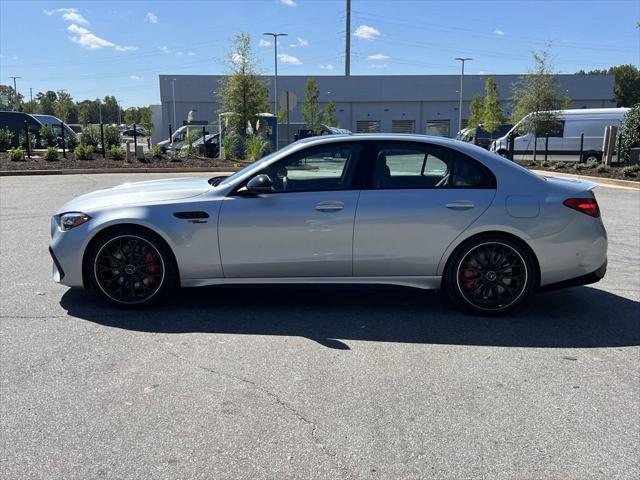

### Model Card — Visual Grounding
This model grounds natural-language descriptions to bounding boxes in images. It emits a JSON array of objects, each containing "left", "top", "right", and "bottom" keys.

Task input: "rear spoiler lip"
[{"left": 540, "top": 175, "right": 599, "bottom": 191}]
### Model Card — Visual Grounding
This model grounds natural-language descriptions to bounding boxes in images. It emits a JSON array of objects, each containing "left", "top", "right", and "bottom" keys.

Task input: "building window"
[
  {"left": 391, "top": 120, "right": 416, "bottom": 133},
  {"left": 356, "top": 120, "right": 381, "bottom": 133},
  {"left": 461, "top": 119, "right": 469, "bottom": 129},
  {"left": 426, "top": 120, "right": 450, "bottom": 137}
]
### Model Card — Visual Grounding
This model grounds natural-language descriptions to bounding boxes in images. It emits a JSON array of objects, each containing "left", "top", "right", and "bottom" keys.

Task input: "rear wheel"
[
  {"left": 582, "top": 152, "right": 601, "bottom": 163},
  {"left": 87, "top": 229, "right": 176, "bottom": 307},
  {"left": 445, "top": 237, "right": 534, "bottom": 314}
]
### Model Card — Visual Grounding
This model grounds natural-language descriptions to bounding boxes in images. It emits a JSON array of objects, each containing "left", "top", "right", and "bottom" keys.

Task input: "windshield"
[{"left": 219, "top": 143, "right": 299, "bottom": 187}]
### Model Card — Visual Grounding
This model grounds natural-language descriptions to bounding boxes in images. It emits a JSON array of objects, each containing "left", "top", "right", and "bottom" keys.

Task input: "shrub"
[
  {"left": 622, "top": 164, "right": 640, "bottom": 177},
  {"left": 245, "top": 134, "right": 270, "bottom": 161},
  {"left": 0, "top": 128, "right": 13, "bottom": 151},
  {"left": 540, "top": 160, "right": 551, "bottom": 168},
  {"left": 618, "top": 104, "right": 640, "bottom": 162},
  {"left": 81, "top": 125, "right": 100, "bottom": 147},
  {"left": 182, "top": 131, "right": 202, "bottom": 158},
  {"left": 103, "top": 125, "right": 122, "bottom": 148},
  {"left": 74, "top": 144, "right": 94, "bottom": 160},
  {"left": 8, "top": 147, "right": 25, "bottom": 161},
  {"left": 65, "top": 134, "right": 78, "bottom": 151},
  {"left": 596, "top": 164, "right": 609, "bottom": 173},
  {"left": 551, "top": 161, "right": 567, "bottom": 170},
  {"left": 151, "top": 145, "right": 163, "bottom": 159},
  {"left": 574, "top": 163, "right": 587, "bottom": 171},
  {"left": 585, "top": 161, "right": 598, "bottom": 169},
  {"left": 109, "top": 145, "right": 125, "bottom": 160},
  {"left": 44, "top": 146, "right": 59, "bottom": 161},
  {"left": 222, "top": 131, "right": 242, "bottom": 160},
  {"left": 40, "top": 124, "right": 57, "bottom": 147},
  {"left": 19, "top": 131, "right": 36, "bottom": 150}
]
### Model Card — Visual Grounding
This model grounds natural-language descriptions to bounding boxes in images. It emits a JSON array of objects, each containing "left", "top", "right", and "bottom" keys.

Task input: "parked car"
[
  {"left": 490, "top": 108, "right": 629, "bottom": 162},
  {"left": 157, "top": 125, "right": 209, "bottom": 151},
  {"left": 179, "top": 133, "right": 220, "bottom": 157},
  {"left": 0, "top": 111, "right": 77, "bottom": 148},
  {"left": 121, "top": 126, "right": 150, "bottom": 137},
  {"left": 456, "top": 124, "right": 513, "bottom": 149},
  {"left": 50, "top": 133, "right": 607, "bottom": 314}
]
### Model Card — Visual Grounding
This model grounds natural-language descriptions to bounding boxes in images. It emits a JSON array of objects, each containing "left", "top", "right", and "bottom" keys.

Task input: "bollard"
[
  {"left": 147, "top": 137, "right": 150, "bottom": 149},
  {"left": 617, "top": 133, "right": 623, "bottom": 162},
  {"left": 169, "top": 124, "right": 173, "bottom": 144},
  {"left": 508, "top": 134, "right": 515, "bottom": 161},
  {"left": 133, "top": 123, "right": 138, "bottom": 154},
  {"left": 533, "top": 134, "right": 537, "bottom": 162},
  {"left": 60, "top": 122, "right": 66, "bottom": 158},
  {"left": 126, "top": 140, "right": 132, "bottom": 162},
  {"left": 579, "top": 133, "right": 584, "bottom": 162},
  {"left": 100, "top": 123, "right": 106, "bottom": 158},
  {"left": 23, "top": 121, "right": 31, "bottom": 159}
]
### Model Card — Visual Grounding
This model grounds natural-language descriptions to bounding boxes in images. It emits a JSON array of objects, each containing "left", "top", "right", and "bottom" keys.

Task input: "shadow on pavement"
[{"left": 60, "top": 284, "right": 640, "bottom": 350}]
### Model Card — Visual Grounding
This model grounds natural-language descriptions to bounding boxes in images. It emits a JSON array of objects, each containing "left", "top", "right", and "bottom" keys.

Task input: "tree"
[
  {"left": 482, "top": 77, "right": 505, "bottom": 134},
  {"left": 36, "top": 91, "right": 58, "bottom": 116},
  {"left": 467, "top": 94, "right": 485, "bottom": 128},
  {"left": 0, "top": 85, "right": 24, "bottom": 111},
  {"left": 102, "top": 96, "right": 122, "bottom": 124},
  {"left": 510, "top": 47, "right": 571, "bottom": 136},
  {"left": 619, "top": 104, "right": 640, "bottom": 162},
  {"left": 218, "top": 33, "right": 270, "bottom": 133},
  {"left": 324, "top": 100, "right": 338, "bottom": 127},
  {"left": 54, "top": 91, "right": 75, "bottom": 123},
  {"left": 78, "top": 99, "right": 100, "bottom": 124},
  {"left": 577, "top": 64, "right": 640, "bottom": 107},
  {"left": 302, "top": 77, "right": 324, "bottom": 134},
  {"left": 137, "top": 107, "right": 154, "bottom": 133}
]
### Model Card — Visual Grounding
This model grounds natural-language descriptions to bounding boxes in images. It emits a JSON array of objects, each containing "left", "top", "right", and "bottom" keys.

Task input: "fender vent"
[{"left": 173, "top": 211, "right": 210, "bottom": 219}]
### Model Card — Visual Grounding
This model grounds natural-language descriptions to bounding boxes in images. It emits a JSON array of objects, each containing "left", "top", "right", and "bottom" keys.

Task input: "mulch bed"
[
  {"left": 0, "top": 151, "right": 248, "bottom": 172},
  {"left": 516, "top": 160, "right": 639, "bottom": 182}
]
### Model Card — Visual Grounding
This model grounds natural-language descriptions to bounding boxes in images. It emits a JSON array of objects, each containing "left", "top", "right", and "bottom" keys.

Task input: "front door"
[
  {"left": 218, "top": 141, "right": 363, "bottom": 278},
  {"left": 354, "top": 141, "right": 497, "bottom": 276}
]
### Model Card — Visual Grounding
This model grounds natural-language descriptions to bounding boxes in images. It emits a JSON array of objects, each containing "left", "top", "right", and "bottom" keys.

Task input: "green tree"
[
  {"left": 578, "top": 65, "right": 640, "bottom": 107},
  {"left": 102, "top": 96, "right": 122, "bottom": 124},
  {"left": 137, "top": 107, "right": 154, "bottom": 133},
  {"left": 36, "top": 91, "right": 58, "bottom": 116},
  {"left": 324, "top": 100, "right": 338, "bottom": 127},
  {"left": 218, "top": 33, "right": 270, "bottom": 133},
  {"left": 482, "top": 77, "right": 505, "bottom": 134},
  {"left": 510, "top": 46, "right": 571, "bottom": 136},
  {"left": 78, "top": 100, "right": 100, "bottom": 124},
  {"left": 467, "top": 94, "right": 485, "bottom": 128},
  {"left": 0, "top": 85, "right": 24, "bottom": 111},
  {"left": 619, "top": 104, "right": 640, "bottom": 162},
  {"left": 54, "top": 91, "right": 75, "bottom": 123},
  {"left": 124, "top": 108, "right": 138, "bottom": 125},
  {"left": 302, "top": 77, "right": 324, "bottom": 134}
]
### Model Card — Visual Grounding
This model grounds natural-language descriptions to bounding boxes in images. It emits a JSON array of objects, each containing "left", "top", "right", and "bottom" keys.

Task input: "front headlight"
[{"left": 58, "top": 212, "right": 91, "bottom": 231}]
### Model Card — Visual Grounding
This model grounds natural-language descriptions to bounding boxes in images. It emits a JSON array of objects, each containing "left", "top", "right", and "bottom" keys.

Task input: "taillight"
[{"left": 563, "top": 198, "right": 600, "bottom": 218}]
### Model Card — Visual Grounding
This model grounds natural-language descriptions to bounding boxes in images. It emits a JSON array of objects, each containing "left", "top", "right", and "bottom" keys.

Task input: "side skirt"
[{"left": 182, "top": 276, "right": 442, "bottom": 290}]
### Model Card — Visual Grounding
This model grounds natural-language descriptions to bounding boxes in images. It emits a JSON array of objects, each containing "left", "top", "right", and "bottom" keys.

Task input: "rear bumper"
[{"left": 539, "top": 258, "right": 607, "bottom": 291}]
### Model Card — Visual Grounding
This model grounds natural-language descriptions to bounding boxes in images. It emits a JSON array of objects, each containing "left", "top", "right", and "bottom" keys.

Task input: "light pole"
[
  {"left": 455, "top": 57, "right": 472, "bottom": 135},
  {"left": 8, "top": 76, "right": 21, "bottom": 110},
  {"left": 263, "top": 32, "right": 288, "bottom": 114},
  {"left": 171, "top": 78, "right": 177, "bottom": 130}
]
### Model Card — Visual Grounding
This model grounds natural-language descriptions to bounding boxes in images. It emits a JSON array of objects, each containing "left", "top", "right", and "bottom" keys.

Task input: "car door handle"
[
  {"left": 445, "top": 201, "right": 475, "bottom": 210},
  {"left": 315, "top": 201, "right": 344, "bottom": 212}
]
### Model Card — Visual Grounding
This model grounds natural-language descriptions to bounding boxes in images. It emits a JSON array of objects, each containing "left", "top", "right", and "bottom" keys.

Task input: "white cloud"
[
  {"left": 278, "top": 53, "right": 302, "bottom": 65},
  {"left": 187, "top": 51, "right": 195, "bottom": 56},
  {"left": 289, "top": 37, "right": 309, "bottom": 48},
  {"left": 319, "top": 64, "right": 335, "bottom": 70},
  {"left": 368, "top": 63, "right": 388, "bottom": 69},
  {"left": 280, "top": 0, "right": 296, "bottom": 6},
  {"left": 354, "top": 25, "right": 380, "bottom": 40},
  {"left": 160, "top": 46, "right": 171, "bottom": 54},
  {"left": 367, "top": 53, "right": 389, "bottom": 61},
  {"left": 43, "top": 8, "right": 88, "bottom": 24},
  {"left": 231, "top": 52, "right": 245, "bottom": 64},
  {"left": 259, "top": 39, "right": 271, "bottom": 47},
  {"left": 494, "top": 29, "right": 504, "bottom": 35},
  {"left": 176, "top": 51, "right": 184, "bottom": 56},
  {"left": 130, "top": 75, "right": 142, "bottom": 80},
  {"left": 67, "top": 24, "right": 115, "bottom": 49},
  {"left": 146, "top": 12, "right": 158, "bottom": 24}
]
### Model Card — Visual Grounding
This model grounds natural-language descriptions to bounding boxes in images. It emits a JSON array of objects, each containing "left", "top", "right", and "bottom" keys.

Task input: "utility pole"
[
  {"left": 345, "top": 0, "right": 351, "bottom": 76},
  {"left": 8, "top": 76, "right": 21, "bottom": 110},
  {"left": 29, "top": 87, "right": 33, "bottom": 112},
  {"left": 263, "top": 32, "right": 288, "bottom": 114},
  {"left": 455, "top": 58, "right": 472, "bottom": 135}
]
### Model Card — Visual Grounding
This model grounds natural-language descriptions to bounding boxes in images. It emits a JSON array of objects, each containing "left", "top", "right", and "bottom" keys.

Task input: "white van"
[{"left": 490, "top": 108, "right": 629, "bottom": 162}]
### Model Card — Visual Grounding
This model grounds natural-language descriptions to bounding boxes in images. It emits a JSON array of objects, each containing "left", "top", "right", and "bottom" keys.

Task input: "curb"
[
  {"left": 531, "top": 170, "right": 640, "bottom": 190},
  {"left": 0, "top": 167, "right": 239, "bottom": 177}
]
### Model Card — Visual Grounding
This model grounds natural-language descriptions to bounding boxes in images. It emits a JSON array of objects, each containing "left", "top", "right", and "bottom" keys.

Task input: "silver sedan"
[{"left": 50, "top": 134, "right": 607, "bottom": 314}]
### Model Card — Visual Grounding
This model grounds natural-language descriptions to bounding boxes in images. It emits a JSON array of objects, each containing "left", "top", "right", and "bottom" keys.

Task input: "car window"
[
  {"left": 262, "top": 142, "right": 361, "bottom": 192},
  {"left": 373, "top": 142, "right": 494, "bottom": 189}
]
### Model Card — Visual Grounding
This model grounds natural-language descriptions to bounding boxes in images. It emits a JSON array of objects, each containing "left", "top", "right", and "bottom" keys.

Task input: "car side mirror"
[{"left": 246, "top": 174, "right": 273, "bottom": 194}]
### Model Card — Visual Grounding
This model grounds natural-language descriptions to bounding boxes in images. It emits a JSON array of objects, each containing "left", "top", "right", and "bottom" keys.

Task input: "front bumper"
[{"left": 50, "top": 216, "right": 89, "bottom": 288}]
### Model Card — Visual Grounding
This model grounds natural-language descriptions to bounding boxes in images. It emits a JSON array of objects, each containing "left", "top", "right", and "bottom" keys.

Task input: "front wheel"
[
  {"left": 445, "top": 237, "right": 534, "bottom": 314},
  {"left": 87, "top": 229, "right": 176, "bottom": 307}
]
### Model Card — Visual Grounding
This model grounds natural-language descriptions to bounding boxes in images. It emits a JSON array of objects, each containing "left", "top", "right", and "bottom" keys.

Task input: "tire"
[
  {"left": 86, "top": 227, "right": 177, "bottom": 307},
  {"left": 582, "top": 152, "right": 601, "bottom": 163},
  {"left": 444, "top": 236, "right": 535, "bottom": 315},
  {"left": 497, "top": 150, "right": 509, "bottom": 158}
]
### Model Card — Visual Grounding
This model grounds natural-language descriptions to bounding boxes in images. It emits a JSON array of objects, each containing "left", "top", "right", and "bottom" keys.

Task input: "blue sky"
[{"left": 1, "top": 0, "right": 638, "bottom": 107}]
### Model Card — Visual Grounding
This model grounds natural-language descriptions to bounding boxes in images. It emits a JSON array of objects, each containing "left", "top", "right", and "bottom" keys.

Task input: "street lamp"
[
  {"left": 455, "top": 57, "right": 472, "bottom": 135},
  {"left": 263, "top": 32, "right": 288, "bottom": 114}
]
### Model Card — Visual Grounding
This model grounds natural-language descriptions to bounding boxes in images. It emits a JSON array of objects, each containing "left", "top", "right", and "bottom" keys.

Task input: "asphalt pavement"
[{"left": 1, "top": 173, "right": 638, "bottom": 479}]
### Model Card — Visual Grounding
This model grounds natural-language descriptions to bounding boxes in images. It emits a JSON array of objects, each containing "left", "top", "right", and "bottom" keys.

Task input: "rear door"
[{"left": 353, "top": 141, "right": 497, "bottom": 276}]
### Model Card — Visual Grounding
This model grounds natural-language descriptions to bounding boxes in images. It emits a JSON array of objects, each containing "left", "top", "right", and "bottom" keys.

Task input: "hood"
[{"left": 55, "top": 176, "right": 213, "bottom": 214}]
